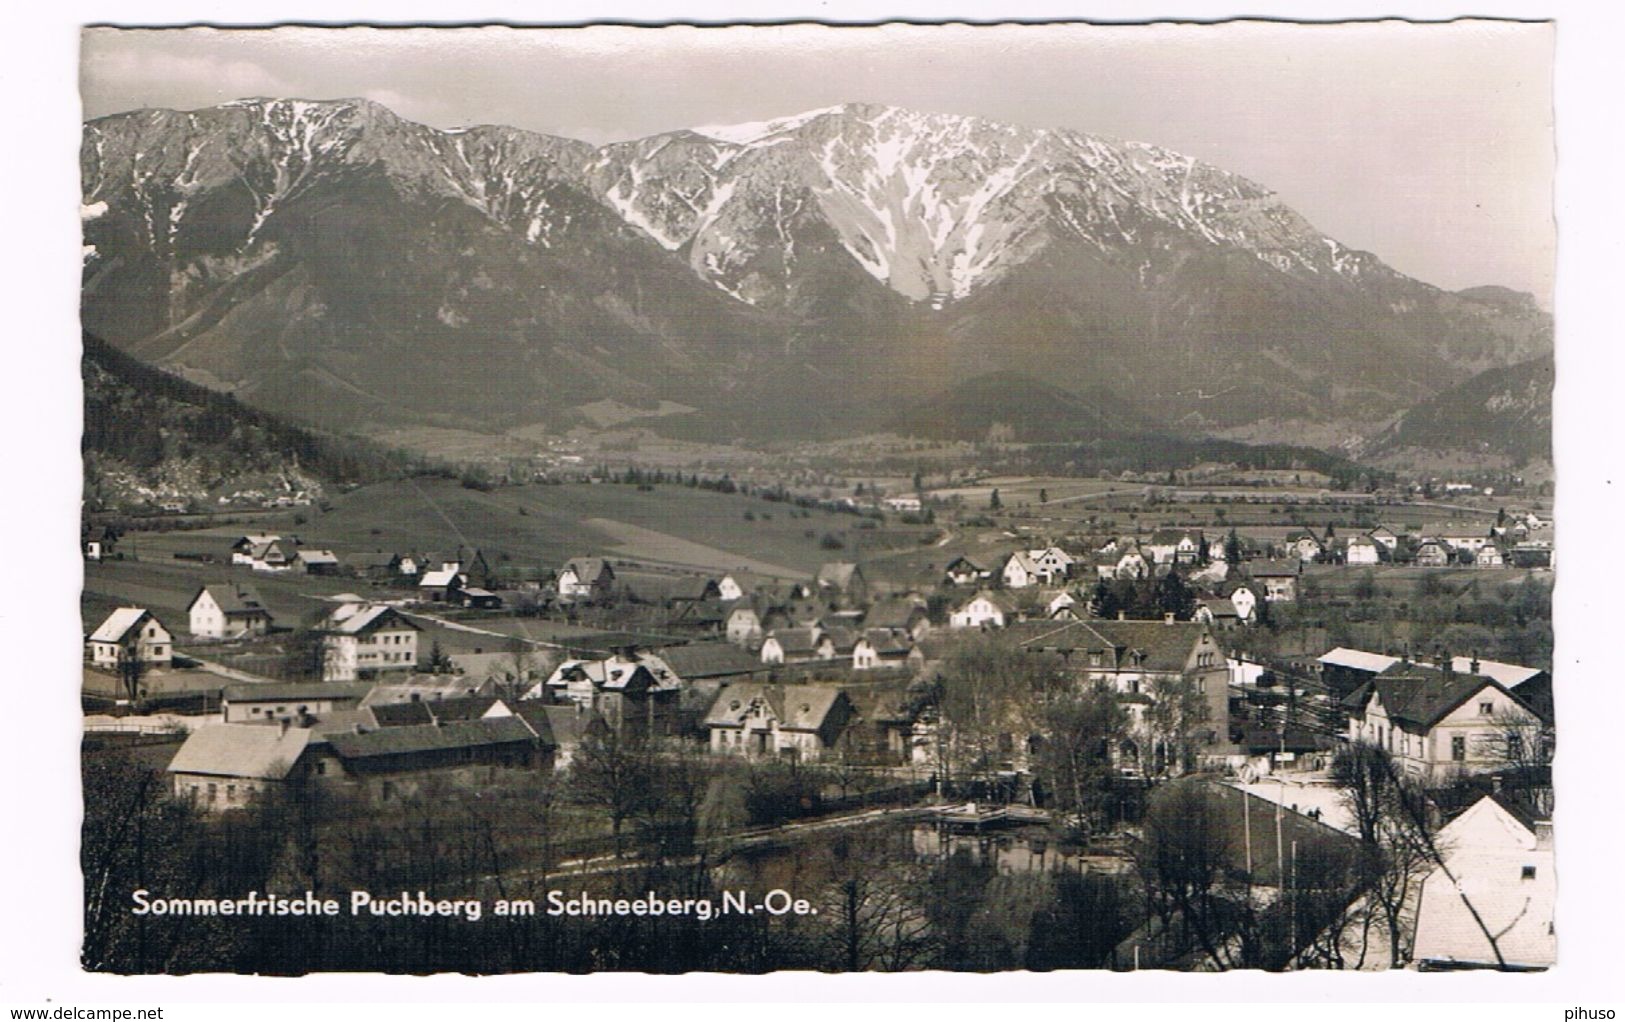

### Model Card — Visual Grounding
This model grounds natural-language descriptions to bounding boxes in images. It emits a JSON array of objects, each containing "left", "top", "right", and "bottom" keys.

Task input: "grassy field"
[{"left": 199, "top": 478, "right": 934, "bottom": 577}]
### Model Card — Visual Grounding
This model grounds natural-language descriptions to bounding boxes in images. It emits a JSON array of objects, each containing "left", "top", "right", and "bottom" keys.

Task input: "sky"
[{"left": 80, "top": 21, "right": 1554, "bottom": 303}]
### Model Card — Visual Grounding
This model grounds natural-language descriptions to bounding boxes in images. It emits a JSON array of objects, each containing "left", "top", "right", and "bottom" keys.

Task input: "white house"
[
  {"left": 1367, "top": 526, "right": 1400, "bottom": 551},
  {"left": 1027, "top": 546, "right": 1075, "bottom": 582},
  {"left": 1345, "top": 535, "right": 1382, "bottom": 565},
  {"left": 86, "top": 607, "right": 173, "bottom": 669},
  {"left": 558, "top": 557, "right": 615, "bottom": 599},
  {"left": 760, "top": 627, "right": 833, "bottom": 665},
  {"left": 704, "top": 684, "right": 854, "bottom": 761},
  {"left": 1000, "top": 551, "right": 1041, "bottom": 589},
  {"left": 1343, "top": 669, "right": 1550, "bottom": 784},
  {"left": 1228, "top": 585, "right": 1258, "bottom": 623},
  {"left": 321, "top": 604, "right": 421, "bottom": 682},
  {"left": 852, "top": 629, "right": 913, "bottom": 670},
  {"left": 1411, "top": 795, "right": 1555, "bottom": 970},
  {"left": 949, "top": 590, "right": 1016, "bottom": 630},
  {"left": 187, "top": 583, "right": 273, "bottom": 639}
]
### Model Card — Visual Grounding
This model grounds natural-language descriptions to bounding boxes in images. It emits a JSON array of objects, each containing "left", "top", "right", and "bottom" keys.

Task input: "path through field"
[{"left": 582, "top": 518, "right": 804, "bottom": 579}]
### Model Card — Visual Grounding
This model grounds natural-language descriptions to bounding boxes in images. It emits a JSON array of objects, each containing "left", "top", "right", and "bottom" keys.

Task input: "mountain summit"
[{"left": 82, "top": 98, "right": 1551, "bottom": 439}]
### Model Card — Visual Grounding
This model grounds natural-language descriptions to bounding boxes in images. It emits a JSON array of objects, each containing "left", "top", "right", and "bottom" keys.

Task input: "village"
[{"left": 80, "top": 469, "right": 1556, "bottom": 973}]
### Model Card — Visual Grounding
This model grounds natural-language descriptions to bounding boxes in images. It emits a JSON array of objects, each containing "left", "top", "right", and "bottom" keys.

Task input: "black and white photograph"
[
  {"left": 66, "top": 18, "right": 1566, "bottom": 978},
  {"left": 1, "top": 4, "right": 1612, "bottom": 1000}
]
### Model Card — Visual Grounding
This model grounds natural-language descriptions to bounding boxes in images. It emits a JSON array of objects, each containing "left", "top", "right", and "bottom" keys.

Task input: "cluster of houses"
[{"left": 1281, "top": 521, "right": 1552, "bottom": 570}]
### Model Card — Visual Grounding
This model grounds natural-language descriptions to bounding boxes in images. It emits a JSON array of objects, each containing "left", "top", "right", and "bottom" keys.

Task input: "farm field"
[{"left": 231, "top": 478, "right": 935, "bottom": 577}]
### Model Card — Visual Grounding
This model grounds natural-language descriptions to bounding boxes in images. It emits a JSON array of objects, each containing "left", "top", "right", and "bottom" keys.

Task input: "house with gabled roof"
[
  {"left": 308, "top": 716, "right": 550, "bottom": 800},
  {"left": 168, "top": 722, "right": 316, "bottom": 810},
  {"left": 86, "top": 607, "right": 172, "bottom": 669},
  {"left": 723, "top": 598, "right": 771, "bottom": 647},
  {"left": 948, "top": 589, "right": 1018, "bottom": 630},
  {"left": 1247, "top": 559, "right": 1301, "bottom": 602},
  {"left": 942, "top": 556, "right": 990, "bottom": 586},
  {"left": 558, "top": 557, "right": 615, "bottom": 600},
  {"left": 529, "top": 649, "right": 684, "bottom": 735},
  {"left": 704, "top": 683, "right": 855, "bottom": 761},
  {"left": 853, "top": 628, "right": 914, "bottom": 670},
  {"left": 1411, "top": 795, "right": 1555, "bottom": 971},
  {"left": 1026, "top": 545, "right": 1076, "bottom": 581},
  {"left": 1342, "top": 663, "right": 1551, "bottom": 784},
  {"left": 760, "top": 626, "right": 835, "bottom": 665},
  {"left": 187, "top": 583, "right": 273, "bottom": 639},
  {"left": 417, "top": 565, "right": 466, "bottom": 603},
  {"left": 814, "top": 562, "right": 868, "bottom": 604},
  {"left": 1145, "top": 529, "right": 1204, "bottom": 566},
  {"left": 1284, "top": 530, "right": 1325, "bottom": 563},
  {"left": 1007, "top": 617, "right": 1233, "bottom": 770},
  {"left": 293, "top": 549, "right": 341, "bottom": 576},
  {"left": 320, "top": 603, "right": 420, "bottom": 681},
  {"left": 1192, "top": 597, "right": 1242, "bottom": 630},
  {"left": 230, "top": 533, "right": 280, "bottom": 566},
  {"left": 1344, "top": 534, "right": 1383, "bottom": 565},
  {"left": 864, "top": 596, "right": 931, "bottom": 641},
  {"left": 1367, "top": 526, "right": 1400, "bottom": 551},
  {"left": 999, "top": 550, "right": 1041, "bottom": 589},
  {"left": 1414, "top": 539, "right": 1454, "bottom": 567}
]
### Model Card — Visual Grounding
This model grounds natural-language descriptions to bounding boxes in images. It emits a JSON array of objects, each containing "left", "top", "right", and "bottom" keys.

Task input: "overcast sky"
[{"left": 81, "top": 21, "right": 1554, "bottom": 302}]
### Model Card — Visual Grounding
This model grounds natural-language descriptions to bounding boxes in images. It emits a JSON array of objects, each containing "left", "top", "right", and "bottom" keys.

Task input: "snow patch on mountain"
[{"left": 691, "top": 106, "right": 844, "bottom": 145}]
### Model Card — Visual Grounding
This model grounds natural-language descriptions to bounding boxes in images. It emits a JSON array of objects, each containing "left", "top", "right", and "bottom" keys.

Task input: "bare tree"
[
  {"left": 1133, "top": 779, "right": 1257, "bottom": 970},
  {"left": 569, "top": 726, "right": 652, "bottom": 858},
  {"left": 487, "top": 635, "right": 548, "bottom": 702},
  {"left": 1475, "top": 707, "right": 1554, "bottom": 816},
  {"left": 1032, "top": 686, "right": 1128, "bottom": 836},
  {"left": 1144, "top": 674, "right": 1210, "bottom": 778},
  {"left": 935, "top": 636, "right": 1062, "bottom": 795},
  {"left": 820, "top": 830, "right": 938, "bottom": 970},
  {"left": 1329, "top": 741, "right": 1431, "bottom": 968}
]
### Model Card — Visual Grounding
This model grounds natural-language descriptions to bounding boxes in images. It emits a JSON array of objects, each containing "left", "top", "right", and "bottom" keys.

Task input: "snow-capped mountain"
[
  {"left": 589, "top": 103, "right": 1386, "bottom": 309},
  {"left": 80, "top": 97, "right": 1551, "bottom": 440}
]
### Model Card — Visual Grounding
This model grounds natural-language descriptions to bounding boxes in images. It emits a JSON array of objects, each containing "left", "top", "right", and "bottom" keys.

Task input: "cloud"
[{"left": 82, "top": 43, "right": 294, "bottom": 111}]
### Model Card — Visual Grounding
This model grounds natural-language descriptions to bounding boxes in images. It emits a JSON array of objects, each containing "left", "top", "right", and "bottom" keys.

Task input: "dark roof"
[
  {"left": 1248, "top": 559, "right": 1302, "bottom": 578},
  {"left": 344, "top": 552, "right": 400, "bottom": 569},
  {"left": 1008, "top": 618, "right": 1213, "bottom": 673},
  {"left": 865, "top": 598, "right": 927, "bottom": 630},
  {"left": 195, "top": 582, "right": 270, "bottom": 616},
  {"left": 421, "top": 695, "right": 505, "bottom": 722},
  {"left": 512, "top": 703, "right": 602, "bottom": 746},
  {"left": 1348, "top": 671, "right": 1547, "bottom": 731},
  {"left": 704, "top": 684, "right": 847, "bottom": 731},
  {"left": 224, "top": 682, "right": 372, "bottom": 703},
  {"left": 768, "top": 627, "right": 825, "bottom": 656},
  {"left": 657, "top": 641, "right": 765, "bottom": 680},
  {"left": 324, "top": 716, "right": 540, "bottom": 760},
  {"left": 859, "top": 628, "right": 914, "bottom": 656},
  {"left": 564, "top": 557, "right": 612, "bottom": 581},
  {"left": 368, "top": 701, "right": 435, "bottom": 727}
]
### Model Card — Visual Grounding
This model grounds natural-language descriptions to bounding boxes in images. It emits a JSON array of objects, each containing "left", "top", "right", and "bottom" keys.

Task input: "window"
[
  {"left": 1521, "top": 865, "right": 1537, "bottom": 880},
  {"left": 1508, "top": 734, "right": 1524, "bottom": 760},
  {"left": 1451, "top": 736, "right": 1467, "bottom": 761},
  {"left": 1479, "top": 701, "right": 1494, "bottom": 717}
]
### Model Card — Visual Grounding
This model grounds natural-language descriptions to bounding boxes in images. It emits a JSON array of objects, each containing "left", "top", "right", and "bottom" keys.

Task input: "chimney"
[
  {"left": 1163, "top": 612, "right": 1175, "bottom": 625},
  {"left": 279, "top": 717, "right": 290, "bottom": 735},
  {"left": 1118, "top": 611, "right": 1126, "bottom": 621},
  {"left": 1470, "top": 651, "right": 1481, "bottom": 675},
  {"left": 1534, "top": 820, "right": 1554, "bottom": 850}
]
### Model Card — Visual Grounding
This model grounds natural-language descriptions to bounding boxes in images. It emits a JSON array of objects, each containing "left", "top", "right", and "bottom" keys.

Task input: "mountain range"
[{"left": 81, "top": 98, "right": 1552, "bottom": 446}]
